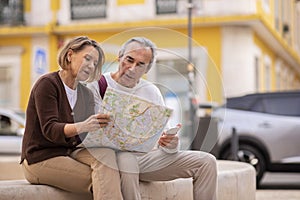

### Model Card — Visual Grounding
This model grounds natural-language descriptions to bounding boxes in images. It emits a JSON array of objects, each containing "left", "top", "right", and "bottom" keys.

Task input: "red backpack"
[{"left": 98, "top": 75, "right": 107, "bottom": 99}]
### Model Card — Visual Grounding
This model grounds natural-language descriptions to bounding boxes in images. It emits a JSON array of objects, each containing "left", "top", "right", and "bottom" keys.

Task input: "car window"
[
  {"left": 226, "top": 96, "right": 258, "bottom": 111},
  {"left": 251, "top": 98, "right": 265, "bottom": 113},
  {"left": 253, "top": 96, "right": 300, "bottom": 116},
  {"left": 0, "top": 114, "right": 21, "bottom": 136}
]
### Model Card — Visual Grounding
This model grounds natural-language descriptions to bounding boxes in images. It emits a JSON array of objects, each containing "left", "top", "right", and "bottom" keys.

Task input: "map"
[{"left": 81, "top": 87, "right": 173, "bottom": 152}]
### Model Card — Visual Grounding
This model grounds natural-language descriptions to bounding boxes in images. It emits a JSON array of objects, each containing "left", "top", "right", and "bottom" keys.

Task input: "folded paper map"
[{"left": 81, "top": 87, "right": 173, "bottom": 152}]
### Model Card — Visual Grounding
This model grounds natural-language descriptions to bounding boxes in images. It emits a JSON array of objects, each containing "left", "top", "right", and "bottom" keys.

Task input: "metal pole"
[
  {"left": 187, "top": 0, "right": 196, "bottom": 148},
  {"left": 231, "top": 127, "right": 239, "bottom": 161},
  {"left": 187, "top": 0, "right": 193, "bottom": 63}
]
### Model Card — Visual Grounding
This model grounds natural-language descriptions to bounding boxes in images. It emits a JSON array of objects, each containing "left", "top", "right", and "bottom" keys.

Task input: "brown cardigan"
[{"left": 21, "top": 71, "right": 95, "bottom": 165}]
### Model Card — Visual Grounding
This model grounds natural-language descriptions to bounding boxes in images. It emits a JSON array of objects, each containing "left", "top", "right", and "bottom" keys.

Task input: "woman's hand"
[
  {"left": 75, "top": 113, "right": 111, "bottom": 134},
  {"left": 64, "top": 113, "right": 111, "bottom": 138},
  {"left": 158, "top": 132, "right": 179, "bottom": 149}
]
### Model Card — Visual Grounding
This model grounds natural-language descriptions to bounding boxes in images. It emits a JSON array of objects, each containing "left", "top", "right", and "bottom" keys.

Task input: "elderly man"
[{"left": 88, "top": 37, "right": 217, "bottom": 200}]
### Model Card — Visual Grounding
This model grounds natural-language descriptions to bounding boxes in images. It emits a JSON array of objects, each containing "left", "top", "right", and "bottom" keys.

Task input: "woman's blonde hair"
[{"left": 58, "top": 36, "right": 105, "bottom": 82}]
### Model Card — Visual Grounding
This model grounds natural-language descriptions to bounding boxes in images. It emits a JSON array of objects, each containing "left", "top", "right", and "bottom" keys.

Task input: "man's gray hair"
[{"left": 119, "top": 37, "right": 157, "bottom": 70}]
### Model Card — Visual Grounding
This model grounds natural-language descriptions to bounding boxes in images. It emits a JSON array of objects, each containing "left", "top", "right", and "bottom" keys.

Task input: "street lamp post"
[
  {"left": 187, "top": 0, "right": 193, "bottom": 63},
  {"left": 187, "top": 0, "right": 196, "bottom": 149}
]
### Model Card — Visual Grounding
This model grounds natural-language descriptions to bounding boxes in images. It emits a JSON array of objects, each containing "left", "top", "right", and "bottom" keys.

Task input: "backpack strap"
[{"left": 98, "top": 75, "right": 108, "bottom": 99}]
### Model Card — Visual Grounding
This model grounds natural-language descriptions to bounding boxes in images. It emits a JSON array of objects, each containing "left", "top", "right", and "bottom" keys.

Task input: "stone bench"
[{"left": 0, "top": 156, "right": 256, "bottom": 200}]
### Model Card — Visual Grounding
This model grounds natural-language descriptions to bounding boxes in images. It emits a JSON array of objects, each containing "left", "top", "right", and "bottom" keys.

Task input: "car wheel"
[{"left": 220, "top": 144, "right": 266, "bottom": 185}]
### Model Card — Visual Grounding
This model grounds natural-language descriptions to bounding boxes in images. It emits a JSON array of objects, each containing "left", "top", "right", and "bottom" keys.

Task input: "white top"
[
  {"left": 87, "top": 72, "right": 179, "bottom": 153},
  {"left": 62, "top": 82, "right": 77, "bottom": 109}
]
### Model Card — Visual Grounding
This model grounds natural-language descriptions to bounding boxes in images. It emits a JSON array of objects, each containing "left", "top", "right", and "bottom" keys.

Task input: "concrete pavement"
[
  {"left": 256, "top": 189, "right": 300, "bottom": 200},
  {"left": 257, "top": 172, "right": 300, "bottom": 200}
]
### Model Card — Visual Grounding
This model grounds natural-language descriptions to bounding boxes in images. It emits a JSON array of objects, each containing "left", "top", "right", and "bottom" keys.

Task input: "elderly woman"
[{"left": 21, "top": 36, "right": 123, "bottom": 200}]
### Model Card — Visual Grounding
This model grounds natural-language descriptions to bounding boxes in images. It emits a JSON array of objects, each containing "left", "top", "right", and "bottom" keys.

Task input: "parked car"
[
  {"left": 0, "top": 108, "right": 25, "bottom": 154},
  {"left": 207, "top": 90, "right": 300, "bottom": 185}
]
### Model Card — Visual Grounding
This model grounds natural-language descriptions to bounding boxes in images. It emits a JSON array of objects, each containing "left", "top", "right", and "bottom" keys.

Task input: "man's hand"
[{"left": 158, "top": 132, "right": 179, "bottom": 149}]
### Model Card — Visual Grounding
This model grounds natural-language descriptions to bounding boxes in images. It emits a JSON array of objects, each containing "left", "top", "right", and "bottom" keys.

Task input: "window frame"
[
  {"left": 70, "top": 0, "right": 107, "bottom": 20},
  {"left": 156, "top": 0, "right": 177, "bottom": 15}
]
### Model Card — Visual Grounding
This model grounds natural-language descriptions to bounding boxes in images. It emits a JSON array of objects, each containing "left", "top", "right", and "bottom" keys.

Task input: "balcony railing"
[
  {"left": 71, "top": 0, "right": 107, "bottom": 20},
  {"left": 0, "top": 0, "right": 24, "bottom": 26},
  {"left": 156, "top": 0, "right": 177, "bottom": 15}
]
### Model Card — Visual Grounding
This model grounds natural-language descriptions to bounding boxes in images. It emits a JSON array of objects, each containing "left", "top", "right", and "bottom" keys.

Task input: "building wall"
[
  {"left": 0, "top": 36, "right": 31, "bottom": 109},
  {"left": 253, "top": 33, "right": 276, "bottom": 92},
  {"left": 201, "top": 0, "right": 256, "bottom": 16},
  {"left": 25, "top": 0, "right": 52, "bottom": 26},
  {"left": 221, "top": 27, "right": 255, "bottom": 97},
  {"left": 193, "top": 27, "right": 222, "bottom": 103},
  {"left": 0, "top": 0, "right": 300, "bottom": 110},
  {"left": 0, "top": 46, "right": 23, "bottom": 107}
]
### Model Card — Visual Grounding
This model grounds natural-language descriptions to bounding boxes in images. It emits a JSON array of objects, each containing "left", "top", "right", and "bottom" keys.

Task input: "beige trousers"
[
  {"left": 22, "top": 148, "right": 123, "bottom": 200},
  {"left": 117, "top": 149, "right": 218, "bottom": 200}
]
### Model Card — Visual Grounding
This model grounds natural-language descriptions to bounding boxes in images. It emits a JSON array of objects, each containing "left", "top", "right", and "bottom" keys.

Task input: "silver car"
[
  {"left": 0, "top": 108, "right": 25, "bottom": 154},
  {"left": 208, "top": 91, "right": 300, "bottom": 185}
]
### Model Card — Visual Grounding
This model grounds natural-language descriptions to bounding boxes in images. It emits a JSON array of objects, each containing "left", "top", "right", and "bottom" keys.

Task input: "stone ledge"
[
  {"left": 0, "top": 180, "right": 92, "bottom": 200},
  {"left": 217, "top": 160, "right": 256, "bottom": 200},
  {"left": 0, "top": 179, "right": 193, "bottom": 200},
  {"left": 0, "top": 156, "right": 256, "bottom": 200}
]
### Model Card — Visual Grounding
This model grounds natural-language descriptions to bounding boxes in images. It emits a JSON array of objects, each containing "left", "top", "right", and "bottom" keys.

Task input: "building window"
[
  {"left": 262, "top": 0, "right": 270, "bottom": 13},
  {"left": 264, "top": 64, "right": 271, "bottom": 91},
  {"left": 281, "top": 0, "right": 292, "bottom": 44},
  {"left": 274, "top": 0, "right": 280, "bottom": 32},
  {"left": 0, "top": 0, "right": 24, "bottom": 26},
  {"left": 282, "top": 67, "right": 288, "bottom": 90},
  {"left": 156, "top": 0, "right": 177, "bottom": 15},
  {"left": 295, "top": 1, "right": 300, "bottom": 53},
  {"left": 71, "top": 0, "right": 107, "bottom": 20},
  {"left": 0, "top": 66, "right": 12, "bottom": 106},
  {"left": 275, "top": 61, "right": 281, "bottom": 90},
  {"left": 254, "top": 56, "right": 260, "bottom": 92}
]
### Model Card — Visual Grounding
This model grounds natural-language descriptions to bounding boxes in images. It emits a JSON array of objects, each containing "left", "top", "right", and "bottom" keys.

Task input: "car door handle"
[{"left": 258, "top": 122, "right": 271, "bottom": 128}]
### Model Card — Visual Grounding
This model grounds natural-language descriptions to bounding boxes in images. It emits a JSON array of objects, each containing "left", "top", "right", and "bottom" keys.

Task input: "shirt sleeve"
[
  {"left": 32, "top": 77, "right": 68, "bottom": 144},
  {"left": 147, "top": 84, "right": 180, "bottom": 153},
  {"left": 159, "top": 141, "right": 180, "bottom": 154}
]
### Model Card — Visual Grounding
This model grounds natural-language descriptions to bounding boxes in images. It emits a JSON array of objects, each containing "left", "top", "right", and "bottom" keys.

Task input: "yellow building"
[{"left": 0, "top": 0, "right": 299, "bottom": 112}]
